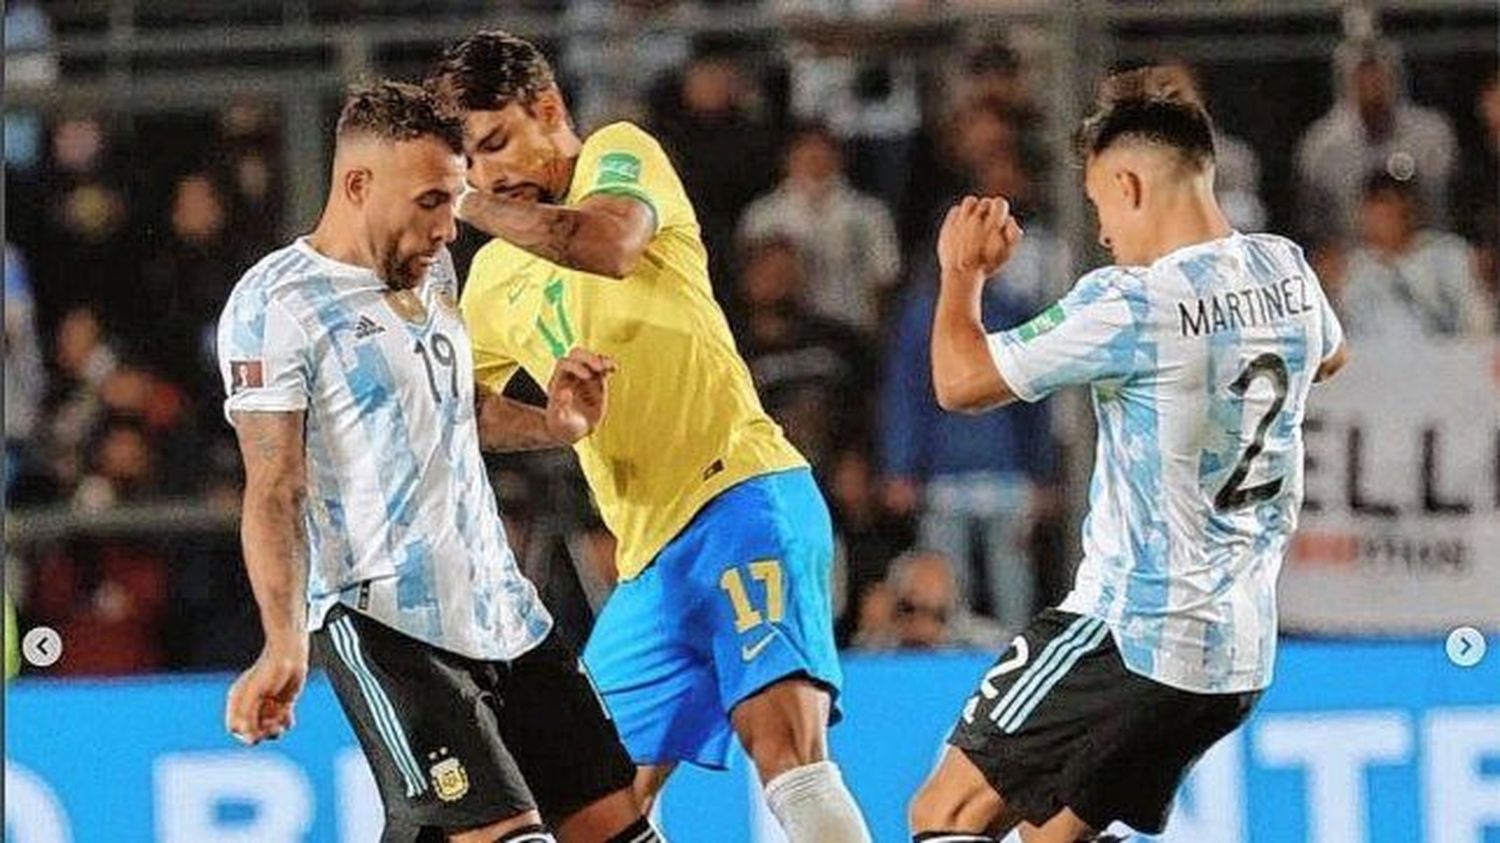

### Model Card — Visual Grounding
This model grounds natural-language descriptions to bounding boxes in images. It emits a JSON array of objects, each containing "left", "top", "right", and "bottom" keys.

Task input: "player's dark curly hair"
[
  {"left": 427, "top": 30, "right": 556, "bottom": 113},
  {"left": 1075, "top": 67, "right": 1216, "bottom": 168},
  {"left": 336, "top": 80, "right": 464, "bottom": 153}
]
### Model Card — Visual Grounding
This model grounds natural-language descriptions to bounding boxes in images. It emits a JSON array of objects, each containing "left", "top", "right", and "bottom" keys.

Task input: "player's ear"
[
  {"left": 534, "top": 87, "right": 568, "bottom": 132},
  {"left": 343, "top": 166, "right": 372, "bottom": 207},
  {"left": 1115, "top": 169, "right": 1144, "bottom": 211}
]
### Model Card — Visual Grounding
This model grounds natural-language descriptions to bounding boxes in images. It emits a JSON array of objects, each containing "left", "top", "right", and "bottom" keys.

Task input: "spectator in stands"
[
  {"left": 776, "top": 3, "right": 924, "bottom": 217},
  {"left": 734, "top": 236, "right": 876, "bottom": 470},
  {"left": 880, "top": 243, "right": 1059, "bottom": 631},
  {"left": 73, "top": 418, "right": 158, "bottom": 512},
  {"left": 1141, "top": 60, "right": 1268, "bottom": 231},
  {"left": 41, "top": 308, "right": 119, "bottom": 492},
  {"left": 956, "top": 41, "right": 1032, "bottom": 117},
  {"left": 738, "top": 123, "right": 901, "bottom": 332},
  {"left": 851, "top": 550, "right": 1006, "bottom": 651},
  {"left": 220, "top": 100, "right": 283, "bottom": 252},
  {"left": 140, "top": 170, "right": 246, "bottom": 393},
  {"left": 6, "top": 246, "right": 44, "bottom": 452},
  {"left": 1455, "top": 71, "right": 1499, "bottom": 249},
  {"left": 653, "top": 47, "right": 780, "bottom": 300},
  {"left": 5, "top": 244, "right": 54, "bottom": 503},
  {"left": 563, "top": 0, "right": 693, "bottom": 129},
  {"left": 31, "top": 115, "right": 137, "bottom": 337},
  {"left": 1337, "top": 172, "right": 1494, "bottom": 338},
  {"left": 1296, "top": 39, "right": 1458, "bottom": 243},
  {"left": 826, "top": 447, "right": 909, "bottom": 646}
]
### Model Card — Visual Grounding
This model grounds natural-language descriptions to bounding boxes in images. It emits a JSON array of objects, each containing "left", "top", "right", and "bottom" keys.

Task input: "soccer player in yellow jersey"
[{"left": 428, "top": 31, "right": 871, "bottom": 842}]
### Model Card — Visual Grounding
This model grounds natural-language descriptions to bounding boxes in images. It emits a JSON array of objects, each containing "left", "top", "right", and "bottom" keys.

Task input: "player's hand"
[
  {"left": 545, "top": 347, "right": 616, "bottom": 445},
  {"left": 226, "top": 638, "right": 308, "bottom": 746},
  {"left": 937, "top": 195, "right": 1023, "bottom": 281}
]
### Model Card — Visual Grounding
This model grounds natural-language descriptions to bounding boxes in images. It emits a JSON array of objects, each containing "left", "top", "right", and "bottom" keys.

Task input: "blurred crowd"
[{"left": 5, "top": 1, "right": 1498, "bottom": 675}]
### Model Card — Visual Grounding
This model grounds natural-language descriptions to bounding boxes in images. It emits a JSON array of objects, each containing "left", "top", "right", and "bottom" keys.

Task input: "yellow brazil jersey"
[{"left": 461, "top": 121, "right": 807, "bottom": 581}]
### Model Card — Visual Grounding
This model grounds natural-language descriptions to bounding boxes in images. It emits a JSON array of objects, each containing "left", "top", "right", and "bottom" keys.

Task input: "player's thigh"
[
  {"left": 312, "top": 606, "right": 539, "bottom": 836},
  {"left": 583, "top": 562, "right": 734, "bottom": 769},
  {"left": 500, "top": 632, "right": 639, "bottom": 833},
  {"left": 1070, "top": 681, "right": 1260, "bottom": 834},
  {"left": 705, "top": 471, "right": 844, "bottom": 737},
  {"left": 909, "top": 746, "right": 1019, "bottom": 835},
  {"left": 943, "top": 610, "right": 1116, "bottom": 830}
]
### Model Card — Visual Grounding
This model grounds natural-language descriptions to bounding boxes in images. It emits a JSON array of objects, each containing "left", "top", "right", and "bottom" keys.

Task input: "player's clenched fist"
[
  {"left": 937, "top": 195, "right": 1023, "bottom": 279},
  {"left": 546, "top": 346, "right": 617, "bottom": 444},
  {"left": 226, "top": 640, "right": 308, "bottom": 745}
]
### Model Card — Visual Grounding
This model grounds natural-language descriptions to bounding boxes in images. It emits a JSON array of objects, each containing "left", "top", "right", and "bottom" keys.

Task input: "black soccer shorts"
[
  {"left": 947, "top": 609, "right": 1260, "bottom": 834},
  {"left": 312, "top": 604, "right": 636, "bottom": 841}
]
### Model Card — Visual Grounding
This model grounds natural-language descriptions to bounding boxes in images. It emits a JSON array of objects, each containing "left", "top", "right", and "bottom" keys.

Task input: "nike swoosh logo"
[
  {"left": 506, "top": 283, "right": 530, "bottom": 304},
  {"left": 742, "top": 630, "right": 779, "bottom": 662}
]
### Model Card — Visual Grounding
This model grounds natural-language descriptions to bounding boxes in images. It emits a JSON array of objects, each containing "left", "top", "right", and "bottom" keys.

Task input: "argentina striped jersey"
[
  {"left": 217, "top": 238, "right": 551, "bottom": 661},
  {"left": 988, "top": 232, "right": 1343, "bottom": 693}
]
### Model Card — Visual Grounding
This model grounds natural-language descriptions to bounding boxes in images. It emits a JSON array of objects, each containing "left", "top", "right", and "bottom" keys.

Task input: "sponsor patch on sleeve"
[
  {"left": 1015, "top": 303, "right": 1065, "bottom": 342},
  {"left": 229, "top": 359, "right": 265, "bottom": 393},
  {"left": 595, "top": 151, "right": 643, "bottom": 187}
]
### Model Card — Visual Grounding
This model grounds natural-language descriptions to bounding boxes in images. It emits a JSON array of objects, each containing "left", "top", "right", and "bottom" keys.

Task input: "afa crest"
[{"left": 429, "top": 751, "right": 469, "bottom": 802}]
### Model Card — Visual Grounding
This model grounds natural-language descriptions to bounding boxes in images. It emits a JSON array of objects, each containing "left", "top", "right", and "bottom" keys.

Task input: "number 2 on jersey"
[
  {"left": 1215, "top": 352, "right": 1289, "bottom": 512},
  {"left": 720, "top": 560, "right": 784, "bottom": 632}
]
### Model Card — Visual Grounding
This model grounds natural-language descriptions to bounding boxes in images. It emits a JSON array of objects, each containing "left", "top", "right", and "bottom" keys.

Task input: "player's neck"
[
  {"left": 1143, "top": 190, "right": 1233, "bottom": 264},
  {"left": 307, "top": 213, "right": 377, "bottom": 274}
]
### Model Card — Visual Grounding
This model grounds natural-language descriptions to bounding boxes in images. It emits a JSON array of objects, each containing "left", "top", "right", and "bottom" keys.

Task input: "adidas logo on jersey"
[{"left": 354, "top": 315, "right": 386, "bottom": 339}]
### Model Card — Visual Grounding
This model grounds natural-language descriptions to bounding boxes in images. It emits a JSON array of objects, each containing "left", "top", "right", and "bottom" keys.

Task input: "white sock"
[{"left": 763, "top": 761, "right": 872, "bottom": 843}]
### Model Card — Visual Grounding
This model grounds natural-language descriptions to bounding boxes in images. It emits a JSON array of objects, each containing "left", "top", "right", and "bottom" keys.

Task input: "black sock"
[
  {"left": 495, "top": 824, "right": 555, "bottom": 843},
  {"left": 912, "top": 833, "right": 995, "bottom": 842},
  {"left": 606, "top": 815, "right": 665, "bottom": 843}
]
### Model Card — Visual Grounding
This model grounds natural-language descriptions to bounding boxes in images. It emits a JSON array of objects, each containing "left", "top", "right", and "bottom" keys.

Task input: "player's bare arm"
[
  {"left": 457, "top": 190, "right": 654, "bottom": 279},
  {"left": 1315, "top": 342, "right": 1349, "bottom": 382},
  {"left": 226, "top": 409, "right": 310, "bottom": 746},
  {"left": 475, "top": 347, "right": 616, "bottom": 451},
  {"left": 932, "top": 196, "right": 1023, "bottom": 414}
]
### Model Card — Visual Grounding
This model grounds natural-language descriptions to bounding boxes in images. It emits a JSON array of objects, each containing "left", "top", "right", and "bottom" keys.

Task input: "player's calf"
[{"left": 732, "top": 679, "right": 870, "bottom": 842}]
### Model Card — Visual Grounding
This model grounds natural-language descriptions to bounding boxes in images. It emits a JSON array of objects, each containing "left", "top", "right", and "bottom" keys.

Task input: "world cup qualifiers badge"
[{"left": 427, "top": 747, "right": 469, "bottom": 802}]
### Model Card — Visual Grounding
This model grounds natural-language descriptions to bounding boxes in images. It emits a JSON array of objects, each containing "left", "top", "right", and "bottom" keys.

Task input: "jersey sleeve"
[
  {"left": 571, "top": 122, "right": 687, "bottom": 235},
  {"left": 986, "top": 268, "right": 1143, "bottom": 402},
  {"left": 1295, "top": 247, "right": 1344, "bottom": 361},
  {"left": 217, "top": 291, "right": 312, "bottom": 423}
]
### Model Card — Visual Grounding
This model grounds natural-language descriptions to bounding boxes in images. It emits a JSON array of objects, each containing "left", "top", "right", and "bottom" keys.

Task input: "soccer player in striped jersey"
[
  {"left": 909, "top": 69, "right": 1348, "bottom": 842},
  {"left": 217, "top": 81, "right": 662, "bottom": 843}
]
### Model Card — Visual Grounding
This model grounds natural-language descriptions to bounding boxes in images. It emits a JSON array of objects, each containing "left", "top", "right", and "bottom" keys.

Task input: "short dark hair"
[
  {"left": 1075, "top": 67, "right": 1216, "bottom": 168},
  {"left": 427, "top": 30, "right": 556, "bottom": 113},
  {"left": 336, "top": 80, "right": 463, "bottom": 153}
]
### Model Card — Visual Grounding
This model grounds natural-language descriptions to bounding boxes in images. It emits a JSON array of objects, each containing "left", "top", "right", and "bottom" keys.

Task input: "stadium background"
[{"left": 4, "top": 1, "right": 1498, "bottom": 841}]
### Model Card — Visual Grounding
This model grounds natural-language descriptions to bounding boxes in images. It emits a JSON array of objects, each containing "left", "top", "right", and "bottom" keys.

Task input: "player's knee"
[
  {"left": 909, "top": 777, "right": 960, "bottom": 832},
  {"left": 908, "top": 772, "right": 1006, "bottom": 836}
]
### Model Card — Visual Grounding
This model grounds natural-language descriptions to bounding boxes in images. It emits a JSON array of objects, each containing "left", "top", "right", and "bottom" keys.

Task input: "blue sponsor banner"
[{"left": 6, "top": 640, "right": 1499, "bottom": 842}]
